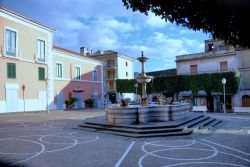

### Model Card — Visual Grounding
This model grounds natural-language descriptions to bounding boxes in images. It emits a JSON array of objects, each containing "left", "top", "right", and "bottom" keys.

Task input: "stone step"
[
  {"left": 191, "top": 117, "right": 216, "bottom": 129},
  {"left": 98, "top": 129, "right": 193, "bottom": 138},
  {"left": 79, "top": 123, "right": 184, "bottom": 134},
  {"left": 206, "top": 120, "right": 222, "bottom": 129},
  {"left": 183, "top": 116, "right": 210, "bottom": 128},
  {"left": 83, "top": 113, "right": 204, "bottom": 130}
]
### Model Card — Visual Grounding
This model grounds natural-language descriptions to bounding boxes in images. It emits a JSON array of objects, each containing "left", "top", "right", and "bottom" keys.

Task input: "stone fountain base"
[{"left": 107, "top": 103, "right": 190, "bottom": 124}]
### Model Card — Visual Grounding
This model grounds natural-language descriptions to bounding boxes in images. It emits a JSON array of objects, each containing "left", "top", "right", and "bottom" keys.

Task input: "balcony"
[
  {"left": 3, "top": 48, "right": 19, "bottom": 59},
  {"left": 105, "top": 65, "right": 116, "bottom": 70},
  {"left": 106, "top": 76, "right": 116, "bottom": 80},
  {"left": 176, "top": 49, "right": 236, "bottom": 62},
  {"left": 35, "top": 53, "right": 47, "bottom": 63}
]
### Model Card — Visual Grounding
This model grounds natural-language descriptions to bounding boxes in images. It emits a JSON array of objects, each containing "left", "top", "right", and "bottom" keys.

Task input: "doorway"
[{"left": 242, "top": 95, "right": 250, "bottom": 107}]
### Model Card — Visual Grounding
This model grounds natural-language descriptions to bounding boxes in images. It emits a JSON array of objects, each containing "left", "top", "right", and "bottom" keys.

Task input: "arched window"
[{"left": 242, "top": 95, "right": 250, "bottom": 107}]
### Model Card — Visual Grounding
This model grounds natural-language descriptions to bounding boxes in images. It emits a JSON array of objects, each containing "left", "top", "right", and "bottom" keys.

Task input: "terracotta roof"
[
  {"left": 53, "top": 46, "right": 104, "bottom": 63},
  {"left": 0, "top": 6, "right": 55, "bottom": 31}
]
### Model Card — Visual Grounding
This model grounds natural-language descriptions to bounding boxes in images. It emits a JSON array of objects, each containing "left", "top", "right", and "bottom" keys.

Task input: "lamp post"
[
  {"left": 45, "top": 78, "right": 49, "bottom": 113},
  {"left": 222, "top": 78, "right": 226, "bottom": 113},
  {"left": 21, "top": 84, "right": 25, "bottom": 114},
  {"left": 135, "top": 82, "right": 138, "bottom": 103}
]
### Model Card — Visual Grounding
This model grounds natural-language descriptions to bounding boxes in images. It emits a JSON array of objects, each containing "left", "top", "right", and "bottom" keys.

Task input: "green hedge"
[{"left": 116, "top": 71, "right": 240, "bottom": 95}]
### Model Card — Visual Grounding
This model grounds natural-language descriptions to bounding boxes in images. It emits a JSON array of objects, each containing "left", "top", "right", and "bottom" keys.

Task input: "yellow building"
[
  {"left": 0, "top": 7, "right": 104, "bottom": 112},
  {"left": 0, "top": 6, "right": 54, "bottom": 112}
]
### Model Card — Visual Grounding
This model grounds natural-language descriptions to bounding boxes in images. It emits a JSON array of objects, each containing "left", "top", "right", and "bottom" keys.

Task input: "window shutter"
[
  {"left": 7, "top": 63, "right": 11, "bottom": 78},
  {"left": 7, "top": 63, "right": 16, "bottom": 78},
  {"left": 13, "top": 63, "right": 16, "bottom": 78},
  {"left": 38, "top": 67, "right": 45, "bottom": 80}
]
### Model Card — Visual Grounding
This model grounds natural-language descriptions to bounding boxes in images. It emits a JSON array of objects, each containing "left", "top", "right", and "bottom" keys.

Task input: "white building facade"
[
  {"left": 89, "top": 50, "right": 135, "bottom": 103},
  {"left": 176, "top": 39, "right": 250, "bottom": 112}
]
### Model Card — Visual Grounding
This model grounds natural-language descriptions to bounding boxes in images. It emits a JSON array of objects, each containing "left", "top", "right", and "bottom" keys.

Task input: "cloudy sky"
[{"left": 1, "top": 0, "right": 210, "bottom": 72}]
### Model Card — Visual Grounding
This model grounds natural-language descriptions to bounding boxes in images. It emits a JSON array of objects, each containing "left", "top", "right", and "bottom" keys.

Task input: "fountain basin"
[
  {"left": 107, "top": 103, "right": 190, "bottom": 124},
  {"left": 135, "top": 76, "right": 154, "bottom": 83}
]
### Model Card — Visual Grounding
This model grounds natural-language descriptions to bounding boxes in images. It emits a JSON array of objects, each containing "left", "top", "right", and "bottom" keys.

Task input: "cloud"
[
  {"left": 2, "top": 0, "right": 209, "bottom": 72},
  {"left": 145, "top": 13, "right": 169, "bottom": 28}
]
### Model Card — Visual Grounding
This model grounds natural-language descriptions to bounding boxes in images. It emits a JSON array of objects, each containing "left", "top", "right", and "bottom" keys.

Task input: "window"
[
  {"left": 208, "top": 44, "right": 214, "bottom": 51},
  {"left": 38, "top": 67, "right": 45, "bottom": 80},
  {"left": 56, "top": 63, "right": 63, "bottom": 78},
  {"left": 7, "top": 63, "right": 16, "bottom": 78},
  {"left": 37, "top": 39, "right": 45, "bottom": 62},
  {"left": 109, "top": 81, "right": 114, "bottom": 90},
  {"left": 125, "top": 61, "right": 128, "bottom": 66},
  {"left": 190, "top": 65, "right": 198, "bottom": 74},
  {"left": 75, "top": 66, "right": 81, "bottom": 80},
  {"left": 5, "top": 28, "right": 17, "bottom": 57},
  {"left": 107, "top": 60, "right": 115, "bottom": 68},
  {"left": 92, "top": 68, "right": 97, "bottom": 81},
  {"left": 126, "top": 72, "right": 128, "bottom": 77},
  {"left": 220, "top": 61, "right": 228, "bottom": 72}
]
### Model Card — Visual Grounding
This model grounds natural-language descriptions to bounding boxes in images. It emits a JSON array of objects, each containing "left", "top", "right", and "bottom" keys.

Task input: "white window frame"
[
  {"left": 37, "top": 37, "right": 46, "bottom": 63},
  {"left": 75, "top": 65, "right": 81, "bottom": 80},
  {"left": 92, "top": 68, "right": 97, "bottom": 81},
  {"left": 56, "top": 62, "right": 63, "bottom": 79},
  {"left": 4, "top": 26, "right": 19, "bottom": 58}
]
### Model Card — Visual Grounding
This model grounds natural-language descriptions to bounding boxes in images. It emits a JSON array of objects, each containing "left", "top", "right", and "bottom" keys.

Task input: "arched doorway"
[{"left": 242, "top": 95, "right": 250, "bottom": 107}]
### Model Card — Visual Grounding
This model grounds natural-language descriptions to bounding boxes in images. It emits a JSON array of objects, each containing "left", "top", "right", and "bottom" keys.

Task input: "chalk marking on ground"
[
  {"left": 202, "top": 139, "right": 250, "bottom": 156},
  {"left": 114, "top": 141, "right": 135, "bottom": 167}
]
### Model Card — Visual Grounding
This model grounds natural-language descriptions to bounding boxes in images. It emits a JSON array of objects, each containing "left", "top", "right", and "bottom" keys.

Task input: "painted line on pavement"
[
  {"left": 202, "top": 139, "right": 250, "bottom": 156},
  {"left": 115, "top": 141, "right": 135, "bottom": 167}
]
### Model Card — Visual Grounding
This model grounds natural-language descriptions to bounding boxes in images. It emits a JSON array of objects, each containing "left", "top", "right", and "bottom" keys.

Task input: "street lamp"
[
  {"left": 22, "top": 84, "right": 25, "bottom": 114},
  {"left": 135, "top": 82, "right": 138, "bottom": 103},
  {"left": 222, "top": 78, "right": 226, "bottom": 113},
  {"left": 45, "top": 78, "right": 49, "bottom": 113}
]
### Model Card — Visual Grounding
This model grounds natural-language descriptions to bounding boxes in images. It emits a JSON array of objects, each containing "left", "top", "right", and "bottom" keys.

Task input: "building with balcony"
[
  {"left": 0, "top": 6, "right": 104, "bottom": 112},
  {"left": 89, "top": 50, "right": 135, "bottom": 103},
  {"left": 0, "top": 6, "right": 54, "bottom": 112},
  {"left": 176, "top": 39, "right": 250, "bottom": 111}
]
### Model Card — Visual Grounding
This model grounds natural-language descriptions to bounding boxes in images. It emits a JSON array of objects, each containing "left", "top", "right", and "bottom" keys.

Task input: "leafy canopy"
[{"left": 122, "top": 0, "right": 250, "bottom": 48}]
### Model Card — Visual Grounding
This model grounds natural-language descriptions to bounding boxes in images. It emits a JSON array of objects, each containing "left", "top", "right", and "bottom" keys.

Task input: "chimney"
[{"left": 80, "top": 47, "right": 85, "bottom": 55}]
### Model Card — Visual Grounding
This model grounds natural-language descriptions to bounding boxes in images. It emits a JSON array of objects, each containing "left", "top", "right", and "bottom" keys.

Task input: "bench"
[
  {"left": 234, "top": 107, "right": 250, "bottom": 114},
  {"left": 192, "top": 106, "right": 208, "bottom": 113}
]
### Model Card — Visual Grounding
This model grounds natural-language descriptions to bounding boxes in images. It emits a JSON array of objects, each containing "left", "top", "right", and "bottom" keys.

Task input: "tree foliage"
[
  {"left": 122, "top": 0, "right": 250, "bottom": 48},
  {"left": 116, "top": 71, "right": 240, "bottom": 95}
]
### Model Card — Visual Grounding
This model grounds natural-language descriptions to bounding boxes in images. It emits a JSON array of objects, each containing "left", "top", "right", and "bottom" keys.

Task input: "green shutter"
[
  {"left": 38, "top": 67, "right": 45, "bottom": 80},
  {"left": 7, "top": 63, "right": 16, "bottom": 78},
  {"left": 13, "top": 63, "right": 16, "bottom": 78}
]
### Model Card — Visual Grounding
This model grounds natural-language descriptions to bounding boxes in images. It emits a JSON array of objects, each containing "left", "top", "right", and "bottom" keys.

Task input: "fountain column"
[{"left": 135, "top": 51, "right": 154, "bottom": 105}]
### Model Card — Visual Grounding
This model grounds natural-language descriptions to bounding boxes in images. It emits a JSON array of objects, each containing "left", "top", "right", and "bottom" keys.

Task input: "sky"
[{"left": 1, "top": 0, "right": 210, "bottom": 72}]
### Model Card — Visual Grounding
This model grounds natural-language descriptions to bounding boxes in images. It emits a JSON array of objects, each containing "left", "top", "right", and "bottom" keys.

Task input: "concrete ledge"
[{"left": 234, "top": 107, "right": 250, "bottom": 114}]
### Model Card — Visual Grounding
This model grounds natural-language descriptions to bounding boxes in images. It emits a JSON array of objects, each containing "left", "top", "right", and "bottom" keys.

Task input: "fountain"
[
  {"left": 79, "top": 51, "right": 221, "bottom": 137},
  {"left": 106, "top": 52, "right": 190, "bottom": 124}
]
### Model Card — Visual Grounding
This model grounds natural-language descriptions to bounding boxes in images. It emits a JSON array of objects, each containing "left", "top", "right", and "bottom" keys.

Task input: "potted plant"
[
  {"left": 65, "top": 97, "right": 77, "bottom": 109},
  {"left": 84, "top": 98, "right": 94, "bottom": 108}
]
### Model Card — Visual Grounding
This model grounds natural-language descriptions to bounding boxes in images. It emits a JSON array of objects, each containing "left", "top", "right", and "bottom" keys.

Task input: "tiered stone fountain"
[{"left": 107, "top": 52, "right": 190, "bottom": 124}]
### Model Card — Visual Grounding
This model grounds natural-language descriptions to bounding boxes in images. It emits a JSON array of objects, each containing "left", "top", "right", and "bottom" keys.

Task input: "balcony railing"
[
  {"left": 35, "top": 54, "right": 47, "bottom": 63},
  {"left": 5, "top": 47, "right": 19, "bottom": 57}
]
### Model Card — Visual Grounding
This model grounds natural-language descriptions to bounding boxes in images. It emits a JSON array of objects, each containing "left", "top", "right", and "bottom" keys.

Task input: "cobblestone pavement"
[{"left": 0, "top": 111, "right": 250, "bottom": 167}]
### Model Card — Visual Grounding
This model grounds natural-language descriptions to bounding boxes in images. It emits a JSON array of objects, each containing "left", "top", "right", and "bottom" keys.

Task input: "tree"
[{"left": 122, "top": 0, "right": 250, "bottom": 48}]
